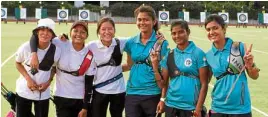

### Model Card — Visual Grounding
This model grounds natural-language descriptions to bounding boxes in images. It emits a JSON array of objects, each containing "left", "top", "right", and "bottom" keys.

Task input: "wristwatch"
[{"left": 160, "top": 97, "right": 166, "bottom": 102}]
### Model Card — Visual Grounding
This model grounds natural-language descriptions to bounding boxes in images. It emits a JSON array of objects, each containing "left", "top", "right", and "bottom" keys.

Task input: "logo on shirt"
[
  {"left": 203, "top": 57, "right": 207, "bottom": 62},
  {"left": 184, "top": 58, "right": 192, "bottom": 67}
]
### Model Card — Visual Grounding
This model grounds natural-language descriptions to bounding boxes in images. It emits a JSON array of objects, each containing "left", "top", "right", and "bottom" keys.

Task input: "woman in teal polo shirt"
[
  {"left": 152, "top": 20, "right": 209, "bottom": 117},
  {"left": 204, "top": 14, "right": 260, "bottom": 117},
  {"left": 122, "top": 5, "right": 169, "bottom": 117}
]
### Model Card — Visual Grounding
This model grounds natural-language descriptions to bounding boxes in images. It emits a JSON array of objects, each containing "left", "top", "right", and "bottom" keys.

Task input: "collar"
[
  {"left": 175, "top": 41, "right": 196, "bottom": 54},
  {"left": 96, "top": 38, "right": 117, "bottom": 49},
  {"left": 38, "top": 42, "right": 51, "bottom": 51},
  {"left": 134, "top": 30, "right": 157, "bottom": 44},
  {"left": 211, "top": 37, "right": 233, "bottom": 55},
  {"left": 69, "top": 41, "right": 87, "bottom": 55}
]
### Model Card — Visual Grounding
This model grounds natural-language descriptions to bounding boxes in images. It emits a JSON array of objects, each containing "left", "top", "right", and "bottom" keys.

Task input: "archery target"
[
  {"left": 79, "top": 10, "right": 89, "bottom": 20},
  {"left": 237, "top": 13, "right": 248, "bottom": 23},
  {"left": 35, "top": 8, "right": 41, "bottom": 19},
  {"left": 184, "top": 12, "right": 190, "bottom": 22},
  {"left": 264, "top": 13, "right": 268, "bottom": 24},
  {"left": 200, "top": 12, "right": 206, "bottom": 23},
  {"left": 218, "top": 12, "right": 229, "bottom": 23},
  {"left": 1, "top": 8, "right": 7, "bottom": 18},
  {"left": 20, "top": 8, "right": 27, "bottom": 19},
  {"left": 57, "top": 9, "right": 68, "bottom": 20},
  {"left": 159, "top": 11, "right": 169, "bottom": 22}
]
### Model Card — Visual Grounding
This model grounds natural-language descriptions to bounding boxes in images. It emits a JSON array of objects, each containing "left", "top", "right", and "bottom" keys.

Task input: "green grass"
[{"left": 2, "top": 22, "right": 268, "bottom": 117}]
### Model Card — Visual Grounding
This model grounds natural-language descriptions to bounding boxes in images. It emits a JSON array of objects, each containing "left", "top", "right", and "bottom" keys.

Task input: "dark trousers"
[
  {"left": 209, "top": 110, "right": 252, "bottom": 117},
  {"left": 165, "top": 105, "right": 193, "bottom": 117},
  {"left": 16, "top": 94, "right": 49, "bottom": 117},
  {"left": 54, "top": 96, "right": 84, "bottom": 117},
  {"left": 92, "top": 89, "right": 125, "bottom": 117},
  {"left": 125, "top": 94, "right": 161, "bottom": 117}
]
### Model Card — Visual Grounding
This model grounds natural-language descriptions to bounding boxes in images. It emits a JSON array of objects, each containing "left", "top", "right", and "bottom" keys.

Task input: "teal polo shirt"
[
  {"left": 124, "top": 30, "right": 169, "bottom": 95},
  {"left": 206, "top": 38, "right": 251, "bottom": 114},
  {"left": 161, "top": 41, "right": 208, "bottom": 110}
]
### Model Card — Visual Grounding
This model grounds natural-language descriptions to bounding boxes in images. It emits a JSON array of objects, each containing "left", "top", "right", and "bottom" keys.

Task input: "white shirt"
[
  {"left": 87, "top": 38, "right": 128, "bottom": 94},
  {"left": 15, "top": 42, "right": 61, "bottom": 100},
  {"left": 52, "top": 39, "right": 96, "bottom": 99}
]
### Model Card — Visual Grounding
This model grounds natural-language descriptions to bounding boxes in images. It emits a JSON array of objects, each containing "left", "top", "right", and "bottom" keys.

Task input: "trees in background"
[{"left": 1, "top": 1, "right": 267, "bottom": 20}]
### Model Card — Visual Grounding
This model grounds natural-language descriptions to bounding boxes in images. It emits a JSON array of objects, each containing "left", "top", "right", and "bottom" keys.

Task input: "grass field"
[{"left": 1, "top": 22, "right": 268, "bottom": 117}]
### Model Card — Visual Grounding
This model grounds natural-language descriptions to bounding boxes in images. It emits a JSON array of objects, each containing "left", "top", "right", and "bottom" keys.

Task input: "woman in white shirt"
[
  {"left": 15, "top": 18, "right": 61, "bottom": 117},
  {"left": 87, "top": 17, "right": 126, "bottom": 117},
  {"left": 30, "top": 21, "right": 95, "bottom": 117}
]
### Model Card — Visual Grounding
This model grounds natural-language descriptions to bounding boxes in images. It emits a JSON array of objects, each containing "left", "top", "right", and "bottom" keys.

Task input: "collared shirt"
[
  {"left": 161, "top": 41, "right": 208, "bottom": 110},
  {"left": 16, "top": 42, "right": 61, "bottom": 100},
  {"left": 124, "top": 30, "right": 170, "bottom": 95},
  {"left": 87, "top": 38, "right": 127, "bottom": 94},
  {"left": 206, "top": 38, "right": 251, "bottom": 114},
  {"left": 52, "top": 39, "right": 96, "bottom": 99}
]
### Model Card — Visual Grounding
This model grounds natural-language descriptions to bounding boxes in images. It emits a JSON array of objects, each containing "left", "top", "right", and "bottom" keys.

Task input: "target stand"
[
  {"left": 198, "top": 22, "right": 204, "bottom": 27},
  {"left": 255, "top": 23, "right": 267, "bottom": 28},
  {"left": 236, "top": 23, "right": 247, "bottom": 28},
  {"left": 16, "top": 19, "right": 26, "bottom": 24},
  {"left": 161, "top": 21, "right": 168, "bottom": 27},
  {"left": 58, "top": 20, "right": 68, "bottom": 25},
  {"left": 1, "top": 18, "right": 7, "bottom": 24}
]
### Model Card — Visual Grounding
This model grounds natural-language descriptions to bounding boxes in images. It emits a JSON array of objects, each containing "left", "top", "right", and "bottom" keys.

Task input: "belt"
[
  {"left": 57, "top": 68, "right": 79, "bottom": 76},
  {"left": 94, "top": 73, "right": 123, "bottom": 89}
]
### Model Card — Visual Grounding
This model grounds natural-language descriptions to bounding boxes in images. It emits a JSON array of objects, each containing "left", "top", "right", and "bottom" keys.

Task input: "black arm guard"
[
  {"left": 83, "top": 75, "right": 94, "bottom": 110},
  {"left": 30, "top": 34, "right": 38, "bottom": 52}
]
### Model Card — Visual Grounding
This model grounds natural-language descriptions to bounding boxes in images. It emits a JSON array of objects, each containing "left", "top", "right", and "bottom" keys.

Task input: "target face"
[
  {"left": 221, "top": 14, "right": 227, "bottom": 21},
  {"left": 59, "top": 11, "right": 67, "bottom": 18},
  {"left": 239, "top": 14, "right": 246, "bottom": 22},
  {"left": 57, "top": 9, "right": 68, "bottom": 20},
  {"left": 1, "top": 9, "right": 5, "bottom": 17},
  {"left": 79, "top": 10, "right": 89, "bottom": 20},
  {"left": 160, "top": 12, "right": 168, "bottom": 20},
  {"left": 159, "top": 11, "right": 169, "bottom": 22},
  {"left": 218, "top": 12, "right": 229, "bottom": 23},
  {"left": 1, "top": 8, "right": 7, "bottom": 18},
  {"left": 237, "top": 13, "right": 248, "bottom": 23},
  {"left": 80, "top": 11, "right": 88, "bottom": 19}
]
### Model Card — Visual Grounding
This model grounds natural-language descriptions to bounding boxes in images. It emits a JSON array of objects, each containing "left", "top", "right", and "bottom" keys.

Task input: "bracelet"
[{"left": 160, "top": 97, "right": 166, "bottom": 102}]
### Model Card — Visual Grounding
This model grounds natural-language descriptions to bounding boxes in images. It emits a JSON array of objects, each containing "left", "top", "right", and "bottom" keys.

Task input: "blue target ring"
[
  {"left": 220, "top": 14, "right": 228, "bottom": 21},
  {"left": 1, "top": 9, "right": 6, "bottom": 17},
  {"left": 160, "top": 12, "right": 168, "bottom": 20},
  {"left": 59, "top": 11, "right": 67, "bottom": 18},
  {"left": 239, "top": 14, "right": 247, "bottom": 22},
  {"left": 80, "top": 11, "right": 88, "bottom": 19}
]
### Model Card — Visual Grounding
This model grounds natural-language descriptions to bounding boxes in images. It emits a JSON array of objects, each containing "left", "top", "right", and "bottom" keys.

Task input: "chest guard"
[
  {"left": 167, "top": 50, "right": 198, "bottom": 79},
  {"left": 216, "top": 42, "right": 245, "bottom": 80},
  {"left": 135, "top": 39, "right": 166, "bottom": 67},
  {"left": 58, "top": 50, "right": 94, "bottom": 76},
  {"left": 39, "top": 43, "right": 56, "bottom": 71},
  {"left": 97, "top": 38, "right": 122, "bottom": 68}
]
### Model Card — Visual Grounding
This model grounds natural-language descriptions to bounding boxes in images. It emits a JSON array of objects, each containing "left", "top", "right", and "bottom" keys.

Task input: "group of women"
[{"left": 15, "top": 4, "right": 260, "bottom": 117}]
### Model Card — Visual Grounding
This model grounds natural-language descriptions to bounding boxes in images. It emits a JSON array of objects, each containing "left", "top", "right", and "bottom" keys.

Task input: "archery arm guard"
[
  {"left": 30, "top": 34, "right": 38, "bottom": 53},
  {"left": 83, "top": 75, "right": 94, "bottom": 110}
]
